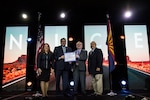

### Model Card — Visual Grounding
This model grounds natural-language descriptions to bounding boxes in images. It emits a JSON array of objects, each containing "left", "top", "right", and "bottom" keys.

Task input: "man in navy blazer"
[
  {"left": 88, "top": 41, "right": 103, "bottom": 96},
  {"left": 54, "top": 38, "right": 72, "bottom": 96}
]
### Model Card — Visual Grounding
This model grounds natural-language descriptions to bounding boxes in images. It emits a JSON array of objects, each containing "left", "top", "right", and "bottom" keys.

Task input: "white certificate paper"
[{"left": 64, "top": 52, "right": 76, "bottom": 62}]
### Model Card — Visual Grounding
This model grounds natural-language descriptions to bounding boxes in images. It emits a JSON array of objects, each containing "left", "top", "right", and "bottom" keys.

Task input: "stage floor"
[{"left": 0, "top": 90, "right": 150, "bottom": 100}]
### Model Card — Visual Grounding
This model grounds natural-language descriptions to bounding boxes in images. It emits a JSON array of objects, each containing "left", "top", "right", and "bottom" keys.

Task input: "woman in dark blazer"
[{"left": 37, "top": 43, "right": 53, "bottom": 97}]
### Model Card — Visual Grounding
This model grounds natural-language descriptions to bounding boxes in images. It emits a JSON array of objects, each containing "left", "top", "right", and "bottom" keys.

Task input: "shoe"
[
  {"left": 89, "top": 93, "right": 96, "bottom": 96},
  {"left": 73, "top": 92, "right": 78, "bottom": 96},
  {"left": 95, "top": 94, "right": 102, "bottom": 96},
  {"left": 42, "top": 96, "right": 48, "bottom": 100},
  {"left": 45, "top": 94, "right": 48, "bottom": 97},
  {"left": 81, "top": 92, "right": 86, "bottom": 96},
  {"left": 56, "top": 91, "right": 62, "bottom": 96},
  {"left": 63, "top": 93, "right": 72, "bottom": 97}
]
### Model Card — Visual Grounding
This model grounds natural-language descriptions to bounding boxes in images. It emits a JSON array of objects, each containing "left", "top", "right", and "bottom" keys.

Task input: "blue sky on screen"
[
  {"left": 4, "top": 26, "right": 28, "bottom": 63},
  {"left": 44, "top": 26, "right": 68, "bottom": 52},
  {"left": 124, "top": 25, "right": 149, "bottom": 61},
  {"left": 84, "top": 25, "right": 108, "bottom": 61}
]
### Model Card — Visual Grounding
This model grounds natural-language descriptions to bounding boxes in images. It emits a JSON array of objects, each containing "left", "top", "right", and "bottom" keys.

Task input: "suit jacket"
[
  {"left": 37, "top": 52, "right": 53, "bottom": 70},
  {"left": 88, "top": 48, "right": 103, "bottom": 75},
  {"left": 72, "top": 49, "right": 87, "bottom": 71},
  {"left": 54, "top": 46, "right": 72, "bottom": 71}
]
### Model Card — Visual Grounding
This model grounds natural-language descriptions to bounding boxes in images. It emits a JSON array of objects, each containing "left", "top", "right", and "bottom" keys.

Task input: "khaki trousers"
[{"left": 91, "top": 74, "right": 103, "bottom": 95}]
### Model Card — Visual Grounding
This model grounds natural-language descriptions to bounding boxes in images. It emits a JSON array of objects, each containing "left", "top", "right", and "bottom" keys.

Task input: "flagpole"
[
  {"left": 106, "top": 14, "right": 117, "bottom": 96},
  {"left": 32, "top": 12, "right": 43, "bottom": 97},
  {"left": 107, "top": 67, "right": 117, "bottom": 96}
]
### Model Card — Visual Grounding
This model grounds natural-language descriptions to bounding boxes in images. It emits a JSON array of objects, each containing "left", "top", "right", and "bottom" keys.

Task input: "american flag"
[
  {"left": 106, "top": 14, "right": 115, "bottom": 72},
  {"left": 34, "top": 12, "right": 44, "bottom": 71}
]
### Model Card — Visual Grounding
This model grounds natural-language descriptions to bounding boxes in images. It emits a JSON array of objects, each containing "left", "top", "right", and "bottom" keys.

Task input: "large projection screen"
[
  {"left": 44, "top": 26, "right": 68, "bottom": 90},
  {"left": 3, "top": 26, "right": 28, "bottom": 90},
  {"left": 84, "top": 25, "right": 109, "bottom": 90},
  {"left": 124, "top": 25, "right": 150, "bottom": 90},
  {"left": 44, "top": 26, "right": 68, "bottom": 52}
]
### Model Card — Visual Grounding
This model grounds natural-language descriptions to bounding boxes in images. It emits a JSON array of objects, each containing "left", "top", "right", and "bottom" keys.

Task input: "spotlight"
[
  {"left": 70, "top": 80, "right": 74, "bottom": 86},
  {"left": 121, "top": 80, "right": 126, "bottom": 86},
  {"left": 60, "top": 12, "right": 66, "bottom": 19},
  {"left": 27, "top": 81, "right": 32, "bottom": 87},
  {"left": 124, "top": 10, "right": 132, "bottom": 18},
  {"left": 26, "top": 81, "right": 32, "bottom": 91},
  {"left": 22, "top": 13, "right": 28, "bottom": 19},
  {"left": 69, "top": 80, "right": 74, "bottom": 95},
  {"left": 120, "top": 35, "right": 125, "bottom": 40},
  {"left": 69, "top": 37, "right": 73, "bottom": 42},
  {"left": 27, "top": 38, "right": 32, "bottom": 42},
  {"left": 120, "top": 80, "right": 127, "bottom": 90}
]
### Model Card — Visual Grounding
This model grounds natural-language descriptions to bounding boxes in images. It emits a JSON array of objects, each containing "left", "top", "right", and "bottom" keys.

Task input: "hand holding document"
[
  {"left": 76, "top": 54, "right": 80, "bottom": 58},
  {"left": 64, "top": 52, "right": 76, "bottom": 62},
  {"left": 59, "top": 55, "right": 64, "bottom": 59}
]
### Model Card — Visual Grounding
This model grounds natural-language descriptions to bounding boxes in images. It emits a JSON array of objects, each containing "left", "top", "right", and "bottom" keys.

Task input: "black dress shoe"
[
  {"left": 81, "top": 92, "right": 86, "bottom": 96},
  {"left": 73, "top": 92, "right": 78, "bottom": 95},
  {"left": 89, "top": 93, "right": 96, "bottom": 96},
  {"left": 63, "top": 93, "right": 72, "bottom": 97},
  {"left": 42, "top": 96, "right": 48, "bottom": 100},
  {"left": 56, "top": 91, "right": 62, "bottom": 95}
]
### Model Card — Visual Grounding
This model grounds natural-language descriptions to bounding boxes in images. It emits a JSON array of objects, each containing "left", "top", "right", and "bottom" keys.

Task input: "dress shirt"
[
  {"left": 62, "top": 46, "right": 66, "bottom": 53},
  {"left": 90, "top": 48, "right": 95, "bottom": 55}
]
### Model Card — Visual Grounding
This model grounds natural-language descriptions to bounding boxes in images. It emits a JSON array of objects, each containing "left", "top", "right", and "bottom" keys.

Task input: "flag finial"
[
  {"left": 38, "top": 12, "right": 42, "bottom": 16},
  {"left": 106, "top": 14, "right": 109, "bottom": 19},
  {"left": 38, "top": 12, "right": 42, "bottom": 22}
]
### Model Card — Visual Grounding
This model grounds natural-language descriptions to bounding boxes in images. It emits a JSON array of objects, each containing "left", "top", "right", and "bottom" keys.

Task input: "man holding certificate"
[
  {"left": 72, "top": 41, "right": 87, "bottom": 95},
  {"left": 54, "top": 38, "right": 72, "bottom": 96}
]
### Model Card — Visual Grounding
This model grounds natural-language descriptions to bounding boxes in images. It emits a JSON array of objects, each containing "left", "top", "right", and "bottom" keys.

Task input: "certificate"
[{"left": 64, "top": 52, "right": 76, "bottom": 62}]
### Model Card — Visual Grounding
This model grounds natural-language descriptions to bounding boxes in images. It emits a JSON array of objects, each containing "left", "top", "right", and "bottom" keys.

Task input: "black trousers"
[{"left": 55, "top": 70, "right": 70, "bottom": 94}]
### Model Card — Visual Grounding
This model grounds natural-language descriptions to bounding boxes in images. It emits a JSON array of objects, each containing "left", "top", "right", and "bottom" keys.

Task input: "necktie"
[
  {"left": 76, "top": 50, "right": 80, "bottom": 66},
  {"left": 90, "top": 50, "right": 94, "bottom": 55},
  {"left": 77, "top": 50, "right": 80, "bottom": 55},
  {"left": 90, "top": 51, "right": 93, "bottom": 55}
]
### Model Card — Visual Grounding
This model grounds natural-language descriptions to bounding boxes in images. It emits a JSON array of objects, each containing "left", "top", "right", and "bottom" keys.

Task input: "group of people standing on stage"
[{"left": 36, "top": 38, "right": 103, "bottom": 98}]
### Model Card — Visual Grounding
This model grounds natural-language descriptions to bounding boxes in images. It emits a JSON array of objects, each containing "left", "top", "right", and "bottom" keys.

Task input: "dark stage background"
[
  {"left": 0, "top": 0, "right": 150, "bottom": 93},
  {"left": 0, "top": 24, "right": 150, "bottom": 92}
]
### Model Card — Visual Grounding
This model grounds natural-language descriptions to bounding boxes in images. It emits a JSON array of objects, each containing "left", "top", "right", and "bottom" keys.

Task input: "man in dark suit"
[
  {"left": 88, "top": 41, "right": 103, "bottom": 96},
  {"left": 54, "top": 38, "right": 72, "bottom": 96},
  {"left": 72, "top": 41, "right": 87, "bottom": 95}
]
